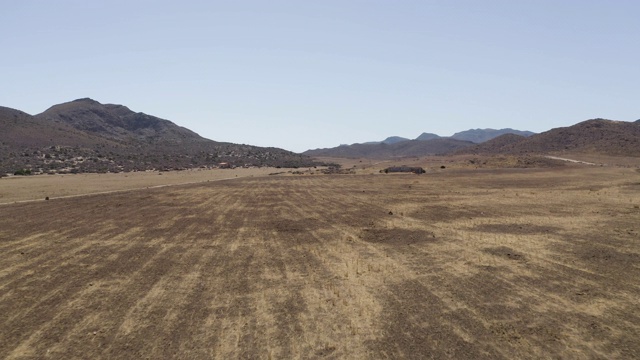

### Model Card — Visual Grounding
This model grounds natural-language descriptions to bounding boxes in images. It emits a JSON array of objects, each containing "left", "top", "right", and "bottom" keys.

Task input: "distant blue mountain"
[
  {"left": 450, "top": 128, "right": 535, "bottom": 143},
  {"left": 415, "top": 132, "right": 441, "bottom": 141},
  {"left": 353, "top": 128, "right": 534, "bottom": 147},
  {"left": 382, "top": 136, "right": 410, "bottom": 144}
]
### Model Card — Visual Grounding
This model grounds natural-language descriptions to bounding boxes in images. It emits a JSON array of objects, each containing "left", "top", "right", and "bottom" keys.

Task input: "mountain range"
[
  {"left": 459, "top": 119, "right": 640, "bottom": 157},
  {"left": 0, "top": 98, "right": 323, "bottom": 175},
  {"left": 305, "top": 138, "right": 476, "bottom": 158},
  {"left": 305, "top": 128, "right": 535, "bottom": 158},
  {"left": 304, "top": 119, "right": 640, "bottom": 158},
  {"left": 363, "top": 128, "right": 535, "bottom": 146},
  {"left": 2, "top": 98, "right": 638, "bottom": 174}
]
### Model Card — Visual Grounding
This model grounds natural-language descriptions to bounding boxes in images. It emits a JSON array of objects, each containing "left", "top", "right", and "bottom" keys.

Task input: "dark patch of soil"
[
  {"left": 488, "top": 322, "right": 561, "bottom": 345},
  {"left": 273, "top": 290, "right": 307, "bottom": 358},
  {"left": 315, "top": 344, "right": 336, "bottom": 357},
  {"left": 483, "top": 246, "right": 526, "bottom": 261},
  {"left": 262, "top": 218, "right": 323, "bottom": 233},
  {"left": 550, "top": 218, "right": 640, "bottom": 280},
  {"left": 368, "top": 279, "right": 500, "bottom": 359},
  {"left": 409, "top": 204, "right": 496, "bottom": 222},
  {"left": 359, "top": 228, "right": 436, "bottom": 246},
  {"left": 578, "top": 246, "right": 640, "bottom": 269},
  {"left": 472, "top": 223, "right": 558, "bottom": 235}
]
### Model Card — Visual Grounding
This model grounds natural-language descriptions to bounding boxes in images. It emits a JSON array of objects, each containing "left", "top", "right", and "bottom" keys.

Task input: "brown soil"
[{"left": 1, "top": 166, "right": 639, "bottom": 359}]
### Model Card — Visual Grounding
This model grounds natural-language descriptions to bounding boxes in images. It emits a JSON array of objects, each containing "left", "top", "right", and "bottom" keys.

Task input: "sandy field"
[
  {"left": 0, "top": 165, "right": 639, "bottom": 358},
  {"left": 0, "top": 167, "right": 289, "bottom": 204}
]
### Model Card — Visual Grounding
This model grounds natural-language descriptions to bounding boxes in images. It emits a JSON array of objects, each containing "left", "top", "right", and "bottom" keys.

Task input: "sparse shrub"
[{"left": 13, "top": 169, "right": 31, "bottom": 176}]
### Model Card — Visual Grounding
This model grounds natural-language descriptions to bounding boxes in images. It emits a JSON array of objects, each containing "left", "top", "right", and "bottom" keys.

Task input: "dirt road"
[
  {"left": 544, "top": 155, "right": 597, "bottom": 165},
  {"left": 1, "top": 167, "right": 639, "bottom": 358}
]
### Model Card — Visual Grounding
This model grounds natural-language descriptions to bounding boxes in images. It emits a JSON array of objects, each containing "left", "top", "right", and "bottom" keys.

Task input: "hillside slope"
[
  {"left": 1, "top": 99, "right": 321, "bottom": 175},
  {"left": 36, "top": 98, "right": 204, "bottom": 144},
  {"left": 458, "top": 119, "right": 640, "bottom": 156},
  {"left": 0, "top": 106, "right": 114, "bottom": 148}
]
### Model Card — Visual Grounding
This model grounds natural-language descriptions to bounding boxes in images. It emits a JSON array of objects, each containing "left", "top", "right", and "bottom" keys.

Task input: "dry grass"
[
  {"left": 1, "top": 166, "right": 639, "bottom": 359},
  {"left": 0, "top": 167, "right": 288, "bottom": 204}
]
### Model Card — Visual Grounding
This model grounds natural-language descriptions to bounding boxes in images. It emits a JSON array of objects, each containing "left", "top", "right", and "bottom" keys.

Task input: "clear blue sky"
[{"left": 2, "top": 1, "right": 638, "bottom": 152}]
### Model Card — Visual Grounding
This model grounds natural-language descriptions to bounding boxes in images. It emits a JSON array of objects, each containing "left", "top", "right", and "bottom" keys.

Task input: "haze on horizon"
[{"left": 2, "top": 1, "right": 638, "bottom": 153}]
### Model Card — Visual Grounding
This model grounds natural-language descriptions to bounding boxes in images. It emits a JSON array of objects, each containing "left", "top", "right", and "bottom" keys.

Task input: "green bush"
[{"left": 14, "top": 169, "right": 31, "bottom": 176}]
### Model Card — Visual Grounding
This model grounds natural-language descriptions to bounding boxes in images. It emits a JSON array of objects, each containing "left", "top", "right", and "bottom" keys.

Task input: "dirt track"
[
  {"left": 1, "top": 167, "right": 639, "bottom": 358},
  {"left": 545, "top": 156, "right": 597, "bottom": 165}
]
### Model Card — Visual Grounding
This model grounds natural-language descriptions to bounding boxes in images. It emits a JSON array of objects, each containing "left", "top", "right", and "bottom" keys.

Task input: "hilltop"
[{"left": 36, "top": 98, "right": 203, "bottom": 143}]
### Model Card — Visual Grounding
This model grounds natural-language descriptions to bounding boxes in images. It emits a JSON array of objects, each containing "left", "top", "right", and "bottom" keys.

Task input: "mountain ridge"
[
  {"left": 306, "top": 119, "right": 640, "bottom": 159},
  {"left": 450, "top": 128, "right": 535, "bottom": 143},
  {"left": 304, "top": 138, "right": 474, "bottom": 158},
  {"left": 457, "top": 119, "right": 640, "bottom": 157},
  {"left": 305, "top": 128, "right": 534, "bottom": 158},
  {"left": 0, "top": 98, "right": 323, "bottom": 175},
  {"left": 36, "top": 98, "right": 204, "bottom": 143},
  {"left": 345, "top": 128, "right": 534, "bottom": 148}
]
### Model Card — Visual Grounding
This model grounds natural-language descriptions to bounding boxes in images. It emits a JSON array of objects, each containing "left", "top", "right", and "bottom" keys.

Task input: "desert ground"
[
  {"left": 0, "top": 167, "right": 289, "bottom": 205},
  {"left": 1, "top": 162, "right": 639, "bottom": 359}
]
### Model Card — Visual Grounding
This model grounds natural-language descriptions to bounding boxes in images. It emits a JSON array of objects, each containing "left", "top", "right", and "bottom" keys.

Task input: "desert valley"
[{"left": 1, "top": 99, "right": 639, "bottom": 359}]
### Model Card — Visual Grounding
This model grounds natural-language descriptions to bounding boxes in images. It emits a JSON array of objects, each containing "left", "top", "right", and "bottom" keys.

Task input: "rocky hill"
[
  {"left": 36, "top": 98, "right": 203, "bottom": 143},
  {"left": 458, "top": 119, "right": 640, "bottom": 156},
  {"left": 0, "top": 99, "right": 323, "bottom": 175},
  {"left": 0, "top": 106, "right": 112, "bottom": 148}
]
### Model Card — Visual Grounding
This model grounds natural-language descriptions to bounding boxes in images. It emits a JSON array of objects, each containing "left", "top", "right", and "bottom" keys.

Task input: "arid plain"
[{"left": 1, "top": 161, "right": 639, "bottom": 359}]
